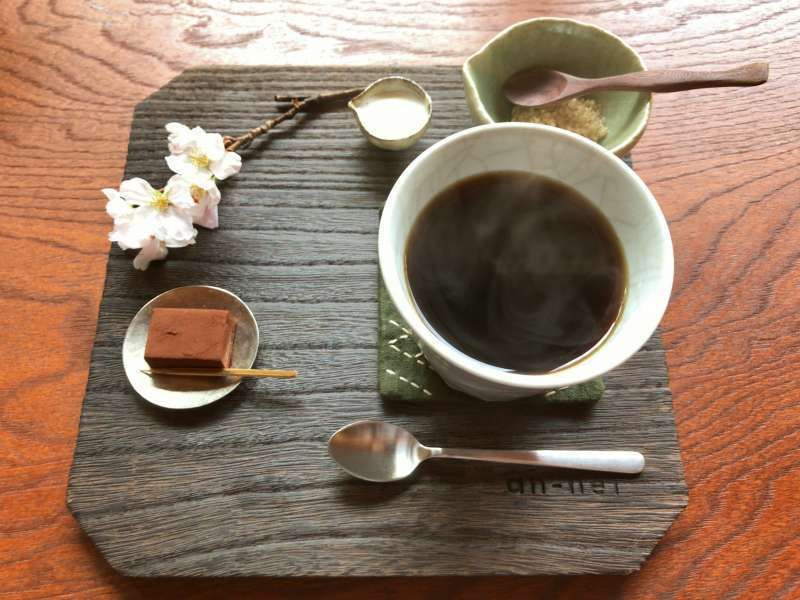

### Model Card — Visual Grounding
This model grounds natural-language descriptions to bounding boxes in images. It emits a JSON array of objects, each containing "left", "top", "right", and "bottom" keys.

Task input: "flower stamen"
[
  {"left": 190, "top": 151, "right": 210, "bottom": 168},
  {"left": 150, "top": 189, "right": 171, "bottom": 212},
  {"left": 190, "top": 185, "right": 204, "bottom": 203}
]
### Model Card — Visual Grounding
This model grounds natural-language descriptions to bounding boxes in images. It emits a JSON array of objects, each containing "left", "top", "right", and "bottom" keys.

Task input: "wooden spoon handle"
[{"left": 582, "top": 62, "right": 769, "bottom": 94}]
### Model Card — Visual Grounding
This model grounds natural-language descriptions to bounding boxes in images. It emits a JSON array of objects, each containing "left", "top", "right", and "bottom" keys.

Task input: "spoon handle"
[
  {"left": 580, "top": 62, "right": 769, "bottom": 94},
  {"left": 432, "top": 448, "right": 644, "bottom": 474}
]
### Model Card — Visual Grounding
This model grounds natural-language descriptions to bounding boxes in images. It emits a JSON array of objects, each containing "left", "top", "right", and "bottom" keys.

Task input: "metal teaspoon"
[{"left": 328, "top": 420, "right": 645, "bottom": 482}]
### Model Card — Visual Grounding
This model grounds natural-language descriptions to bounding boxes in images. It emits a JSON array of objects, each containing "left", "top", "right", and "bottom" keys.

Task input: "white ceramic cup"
[{"left": 379, "top": 123, "right": 673, "bottom": 401}]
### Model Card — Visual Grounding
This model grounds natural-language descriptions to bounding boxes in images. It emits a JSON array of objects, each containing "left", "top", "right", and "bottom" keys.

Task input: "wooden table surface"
[{"left": 1, "top": 1, "right": 798, "bottom": 598}]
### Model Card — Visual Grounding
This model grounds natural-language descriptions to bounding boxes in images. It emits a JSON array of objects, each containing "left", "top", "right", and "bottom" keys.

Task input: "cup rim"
[{"left": 378, "top": 122, "right": 674, "bottom": 390}]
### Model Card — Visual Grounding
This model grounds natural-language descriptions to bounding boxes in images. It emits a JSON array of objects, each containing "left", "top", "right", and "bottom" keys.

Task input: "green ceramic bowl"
[{"left": 462, "top": 18, "right": 651, "bottom": 156}]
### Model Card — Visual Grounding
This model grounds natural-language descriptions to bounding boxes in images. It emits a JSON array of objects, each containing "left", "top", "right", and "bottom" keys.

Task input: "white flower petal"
[
  {"left": 119, "top": 178, "right": 155, "bottom": 205},
  {"left": 154, "top": 209, "right": 197, "bottom": 247},
  {"left": 109, "top": 218, "right": 147, "bottom": 249},
  {"left": 164, "top": 175, "right": 196, "bottom": 210},
  {"left": 205, "top": 182, "right": 221, "bottom": 204},
  {"left": 133, "top": 238, "right": 168, "bottom": 270},
  {"left": 108, "top": 224, "right": 134, "bottom": 249},
  {"left": 166, "top": 122, "right": 191, "bottom": 136},
  {"left": 166, "top": 122, "right": 193, "bottom": 153},
  {"left": 170, "top": 194, "right": 197, "bottom": 213},
  {"left": 165, "top": 153, "right": 192, "bottom": 175},
  {"left": 172, "top": 196, "right": 197, "bottom": 212},
  {"left": 198, "top": 132, "right": 225, "bottom": 162},
  {"left": 164, "top": 173, "right": 189, "bottom": 195},
  {"left": 105, "top": 196, "right": 132, "bottom": 220},
  {"left": 165, "top": 154, "right": 213, "bottom": 187},
  {"left": 103, "top": 188, "right": 133, "bottom": 219},
  {"left": 195, "top": 203, "right": 219, "bottom": 229},
  {"left": 193, "top": 175, "right": 218, "bottom": 190},
  {"left": 209, "top": 151, "right": 242, "bottom": 180},
  {"left": 127, "top": 211, "right": 159, "bottom": 245},
  {"left": 102, "top": 187, "right": 121, "bottom": 203}
]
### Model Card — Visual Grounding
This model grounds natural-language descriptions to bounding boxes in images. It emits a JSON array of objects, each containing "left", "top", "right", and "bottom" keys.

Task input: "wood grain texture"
[
  {"left": 67, "top": 66, "right": 686, "bottom": 577},
  {"left": 1, "top": 0, "right": 799, "bottom": 598}
]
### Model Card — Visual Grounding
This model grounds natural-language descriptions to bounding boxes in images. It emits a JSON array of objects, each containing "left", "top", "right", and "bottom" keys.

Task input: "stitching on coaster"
[
  {"left": 385, "top": 319, "right": 433, "bottom": 397},
  {"left": 384, "top": 368, "right": 433, "bottom": 398},
  {"left": 386, "top": 319, "right": 412, "bottom": 337}
]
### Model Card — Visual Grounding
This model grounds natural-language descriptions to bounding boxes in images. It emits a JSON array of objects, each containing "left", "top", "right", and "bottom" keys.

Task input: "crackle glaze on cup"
[
  {"left": 462, "top": 17, "right": 651, "bottom": 156},
  {"left": 378, "top": 123, "right": 673, "bottom": 401}
]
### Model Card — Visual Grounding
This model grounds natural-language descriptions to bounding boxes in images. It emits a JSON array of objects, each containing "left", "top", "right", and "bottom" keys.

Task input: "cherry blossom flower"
[
  {"left": 104, "top": 121, "right": 247, "bottom": 269},
  {"left": 103, "top": 177, "right": 197, "bottom": 270},
  {"left": 167, "top": 175, "right": 223, "bottom": 229},
  {"left": 165, "top": 122, "right": 241, "bottom": 188}
]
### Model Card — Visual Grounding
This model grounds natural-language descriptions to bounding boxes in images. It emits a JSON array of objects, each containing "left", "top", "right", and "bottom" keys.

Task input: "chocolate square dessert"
[{"left": 144, "top": 308, "right": 236, "bottom": 369}]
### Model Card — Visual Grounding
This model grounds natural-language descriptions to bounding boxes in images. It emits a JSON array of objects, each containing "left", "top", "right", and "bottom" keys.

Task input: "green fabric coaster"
[{"left": 378, "top": 272, "right": 604, "bottom": 403}]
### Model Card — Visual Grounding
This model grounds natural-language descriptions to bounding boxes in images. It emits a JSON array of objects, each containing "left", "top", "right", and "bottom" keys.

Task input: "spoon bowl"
[
  {"left": 329, "top": 420, "right": 645, "bottom": 483},
  {"left": 504, "top": 68, "right": 570, "bottom": 107},
  {"left": 329, "top": 420, "right": 428, "bottom": 482}
]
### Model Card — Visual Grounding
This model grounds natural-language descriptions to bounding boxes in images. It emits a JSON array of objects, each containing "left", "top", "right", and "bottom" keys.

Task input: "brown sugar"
[{"left": 511, "top": 97, "right": 608, "bottom": 142}]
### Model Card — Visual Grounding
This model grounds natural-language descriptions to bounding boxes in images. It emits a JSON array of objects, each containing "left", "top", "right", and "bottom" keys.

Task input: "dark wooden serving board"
[{"left": 67, "top": 66, "right": 687, "bottom": 577}]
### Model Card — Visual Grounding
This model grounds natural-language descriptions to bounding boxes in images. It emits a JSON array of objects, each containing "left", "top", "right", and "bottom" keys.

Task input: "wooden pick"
[{"left": 142, "top": 368, "right": 298, "bottom": 379}]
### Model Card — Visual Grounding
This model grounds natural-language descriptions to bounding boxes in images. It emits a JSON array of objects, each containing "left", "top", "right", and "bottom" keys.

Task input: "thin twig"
[
  {"left": 224, "top": 87, "right": 364, "bottom": 152},
  {"left": 274, "top": 94, "right": 308, "bottom": 102}
]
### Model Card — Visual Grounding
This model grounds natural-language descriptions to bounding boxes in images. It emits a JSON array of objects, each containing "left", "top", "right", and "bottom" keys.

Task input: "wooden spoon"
[{"left": 503, "top": 62, "right": 769, "bottom": 108}]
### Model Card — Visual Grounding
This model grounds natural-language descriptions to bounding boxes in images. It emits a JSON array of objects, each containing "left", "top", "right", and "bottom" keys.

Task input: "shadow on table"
[{"left": 115, "top": 573, "right": 629, "bottom": 599}]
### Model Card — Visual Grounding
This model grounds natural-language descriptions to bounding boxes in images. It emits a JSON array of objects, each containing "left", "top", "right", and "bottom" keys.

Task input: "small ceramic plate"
[{"left": 123, "top": 286, "right": 259, "bottom": 409}]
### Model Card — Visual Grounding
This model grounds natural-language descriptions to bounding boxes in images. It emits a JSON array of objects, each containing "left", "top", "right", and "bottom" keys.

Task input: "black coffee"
[{"left": 405, "top": 171, "right": 626, "bottom": 373}]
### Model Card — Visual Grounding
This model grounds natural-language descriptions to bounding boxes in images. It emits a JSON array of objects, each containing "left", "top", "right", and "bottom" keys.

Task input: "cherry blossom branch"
[
  {"left": 106, "top": 87, "right": 367, "bottom": 270},
  {"left": 223, "top": 87, "right": 364, "bottom": 152}
]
